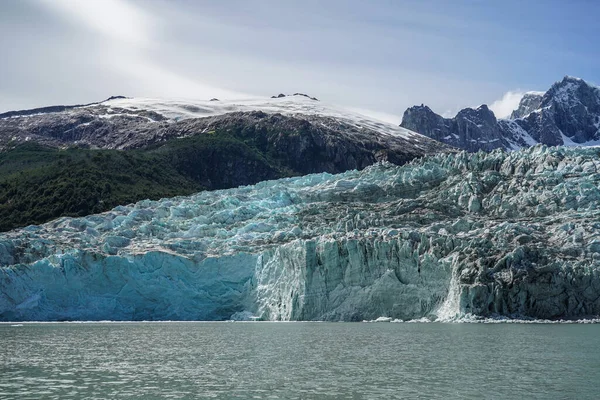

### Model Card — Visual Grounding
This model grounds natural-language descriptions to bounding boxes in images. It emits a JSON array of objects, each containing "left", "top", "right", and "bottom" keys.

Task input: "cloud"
[
  {"left": 104, "top": 51, "right": 249, "bottom": 100},
  {"left": 1, "top": 1, "right": 546, "bottom": 115},
  {"left": 489, "top": 90, "right": 524, "bottom": 119},
  {"left": 36, "top": 0, "right": 247, "bottom": 100},
  {"left": 441, "top": 109, "right": 460, "bottom": 118},
  {"left": 38, "top": 0, "right": 154, "bottom": 48}
]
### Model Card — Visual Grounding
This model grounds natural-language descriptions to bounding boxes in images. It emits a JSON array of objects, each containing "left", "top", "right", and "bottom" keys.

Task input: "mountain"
[
  {"left": 0, "top": 95, "right": 451, "bottom": 231},
  {"left": 0, "top": 94, "right": 442, "bottom": 152},
  {"left": 510, "top": 92, "right": 544, "bottom": 119},
  {"left": 401, "top": 76, "right": 600, "bottom": 152},
  {"left": 2, "top": 146, "right": 599, "bottom": 321},
  {"left": 400, "top": 104, "right": 510, "bottom": 152}
]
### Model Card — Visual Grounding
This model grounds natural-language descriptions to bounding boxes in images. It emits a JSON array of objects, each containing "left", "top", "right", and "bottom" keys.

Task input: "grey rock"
[
  {"left": 0, "top": 102, "right": 452, "bottom": 172},
  {"left": 510, "top": 92, "right": 543, "bottom": 119},
  {"left": 401, "top": 104, "right": 510, "bottom": 152},
  {"left": 292, "top": 93, "right": 319, "bottom": 101},
  {"left": 0, "top": 96, "right": 127, "bottom": 119},
  {"left": 270, "top": 93, "right": 319, "bottom": 101},
  {"left": 401, "top": 76, "right": 600, "bottom": 152}
]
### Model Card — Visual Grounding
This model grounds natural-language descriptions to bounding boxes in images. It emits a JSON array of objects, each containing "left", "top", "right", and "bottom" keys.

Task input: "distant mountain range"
[{"left": 401, "top": 76, "right": 600, "bottom": 152}]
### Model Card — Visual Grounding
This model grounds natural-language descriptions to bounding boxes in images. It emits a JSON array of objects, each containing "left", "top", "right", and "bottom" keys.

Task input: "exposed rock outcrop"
[{"left": 401, "top": 76, "right": 600, "bottom": 151}]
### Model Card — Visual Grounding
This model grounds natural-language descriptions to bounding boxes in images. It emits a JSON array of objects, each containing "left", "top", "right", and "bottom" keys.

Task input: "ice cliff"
[{"left": 1, "top": 146, "right": 600, "bottom": 321}]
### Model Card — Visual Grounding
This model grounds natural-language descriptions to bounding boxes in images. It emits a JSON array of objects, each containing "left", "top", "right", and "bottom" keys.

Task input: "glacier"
[{"left": 1, "top": 145, "right": 600, "bottom": 321}]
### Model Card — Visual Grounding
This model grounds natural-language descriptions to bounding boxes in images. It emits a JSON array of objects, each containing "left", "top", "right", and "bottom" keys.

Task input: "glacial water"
[{"left": 1, "top": 322, "right": 598, "bottom": 399}]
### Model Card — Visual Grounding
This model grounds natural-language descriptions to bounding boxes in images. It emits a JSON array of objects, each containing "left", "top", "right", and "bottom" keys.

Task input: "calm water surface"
[{"left": 1, "top": 322, "right": 598, "bottom": 399}]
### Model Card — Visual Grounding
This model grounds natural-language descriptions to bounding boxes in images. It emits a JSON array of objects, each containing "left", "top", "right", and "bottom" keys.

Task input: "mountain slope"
[
  {"left": 1, "top": 146, "right": 600, "bottom": 321},
  {"left": 0, "top": 94, "right": 443, "bottom": 151},
  {"left": 510, "top": 92, "right": 544, "bottom": 119},
  {"left": 400, "top": 104, "right": 512, "bottom": 152},
  {"left": 0, "top": 95, "right": 452, "bottom": 231},
  {"left": 401, "top": 76, "right": 600, "bottom": 151},
  {"left": 0, "top": 133, "right": 283, "bottom": 231}
]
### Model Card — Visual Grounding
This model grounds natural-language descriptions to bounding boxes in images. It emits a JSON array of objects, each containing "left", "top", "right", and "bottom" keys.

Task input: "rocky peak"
[
  {"left": 403, "top": 104, "right": 436, "bottom": 116},
  {"left": 270, "top": 93, "right": 319, "bottom": 101},
  {"left": 401, "top": 76, "right": 600, "bottom": 151},
  {"left": 456, "top": 104, "right": 497, "bottom": 125},
  {"left": 401, "top": 103, "right": 507, "bottom": 152},
  {"left": 292, "top": 93, "right": 319, "bottom": 101},
  {"left": 511, "top": 92, "right": 544, "bottom": 119},
  {"left": 104, "top": 95, "right": 128, "bottom": 102},
  {"left": 400, "top": 105, "right": 451, "bottom": 143},
  {"left": 401, "top": 104, "right": 442, "bottom": 126},
  {"left": 537, "top": 76, "right": 600, "bottom": 143},
  {"left": 0, "top": 96, "right": 129, "bottom": 119},
  {"left": 542, "top": 76, "right": 599, "bottom": 108}
]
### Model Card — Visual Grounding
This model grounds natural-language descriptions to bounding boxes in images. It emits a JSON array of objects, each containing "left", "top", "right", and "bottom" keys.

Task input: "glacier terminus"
[{"left": 1, "top": 146, "right": 600, "bottom": 322}]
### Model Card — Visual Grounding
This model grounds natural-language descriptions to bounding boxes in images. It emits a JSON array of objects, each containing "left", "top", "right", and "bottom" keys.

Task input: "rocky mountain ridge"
[
  {"left": 401, "top": 76, "right": 600, "bottom": 152},
  {"left": 0, "top": 95, "right": 446, "bottom": 155}
]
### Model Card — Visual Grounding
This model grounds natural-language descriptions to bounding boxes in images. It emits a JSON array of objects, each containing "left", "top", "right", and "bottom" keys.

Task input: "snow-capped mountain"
[
  {"left": 401, "top": 76, "right": 600, "bottom": 152},
  {"left": 400, "top": 104, "right": 511, "bottom": 152},
  {"left": 0, "top": 94, "right": 447, "bottom": 156},
  {"left": 2, "top": 146, "right": 599, "bottom": 321},
  {"left": 0, "top": 93, "right": 453, "bottom": 231}
]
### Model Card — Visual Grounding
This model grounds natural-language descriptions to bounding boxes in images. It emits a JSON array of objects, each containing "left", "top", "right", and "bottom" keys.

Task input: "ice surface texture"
[{"left": 2, "top": 145, "right": 600, "bottom": 321}]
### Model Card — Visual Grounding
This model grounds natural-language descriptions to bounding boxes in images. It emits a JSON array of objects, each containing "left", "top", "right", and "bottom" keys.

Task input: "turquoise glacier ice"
[{"left": 1, "top": 145, "right": 600, "bottom": 321}]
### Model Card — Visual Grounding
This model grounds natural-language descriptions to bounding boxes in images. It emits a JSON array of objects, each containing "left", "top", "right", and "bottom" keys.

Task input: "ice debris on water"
[
  {"left": 1, "top": 145, "right": 600, "bottom": 321},
  {"left": 364, "top": 317, "right": 393, "bottom": 323}
]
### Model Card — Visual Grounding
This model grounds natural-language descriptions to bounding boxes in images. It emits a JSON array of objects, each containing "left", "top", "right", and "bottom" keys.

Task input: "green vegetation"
[{"left": 0, "top": 132, "right": 287, "bottom": 232}]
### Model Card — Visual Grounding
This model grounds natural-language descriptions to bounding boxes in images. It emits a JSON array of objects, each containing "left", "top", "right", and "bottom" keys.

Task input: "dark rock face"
[
  {"left": 510, "top": 92, "right": 543, "bottom": 119},
  {"left": 541, "top": 76, "right": 600, "bottom": 143},
  {"left": 401, "top": 104, "right": 509, "bottom": 152},
  {"left": 0, "top": 105, "right": 167, "bottom": 150},
  {"left": 402, "top": 76, "right": 600, "bottom": 152},
  {"left": 453, "top": 105, "right": 508, "bottom": 151},
  {"left": 399, "top": 105, "right": 451, "bottom": 143},
  {"left": 175, "top": 111, "right": 448, "bottom": 174},
  {"left": 0, "top": 96, "right": 127, "bottom": 119},
  {"left": 507, "top": 77, "right": 600, "bottom": 146},
  {"left": 0, "top": 103, "right": 451, "bottom": 171},
  {"left": 270, "top": 93, "right": 319, "bottom": 101},
  {"left": 292, "top": 93, "right": 319, "bottom": 101}
]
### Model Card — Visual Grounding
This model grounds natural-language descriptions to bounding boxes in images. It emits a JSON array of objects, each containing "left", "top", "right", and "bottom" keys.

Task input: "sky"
[{"left": 1, "top": 0, "right": 599, "bottom": 122}]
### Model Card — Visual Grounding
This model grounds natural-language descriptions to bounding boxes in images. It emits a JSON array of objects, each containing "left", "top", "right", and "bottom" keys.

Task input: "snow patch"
[{"left": 102, "top": 96, "right": 420, "bottom": 140}]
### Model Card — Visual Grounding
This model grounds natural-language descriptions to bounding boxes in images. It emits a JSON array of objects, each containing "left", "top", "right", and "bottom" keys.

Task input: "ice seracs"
[{"left": 1, "top": 145, "right": 600, "bottom": 321}]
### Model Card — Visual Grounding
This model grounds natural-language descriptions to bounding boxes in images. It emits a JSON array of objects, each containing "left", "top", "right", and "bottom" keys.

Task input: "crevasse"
[{"left": 1, "top": 145, "right": 600, "bottom": 321}]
